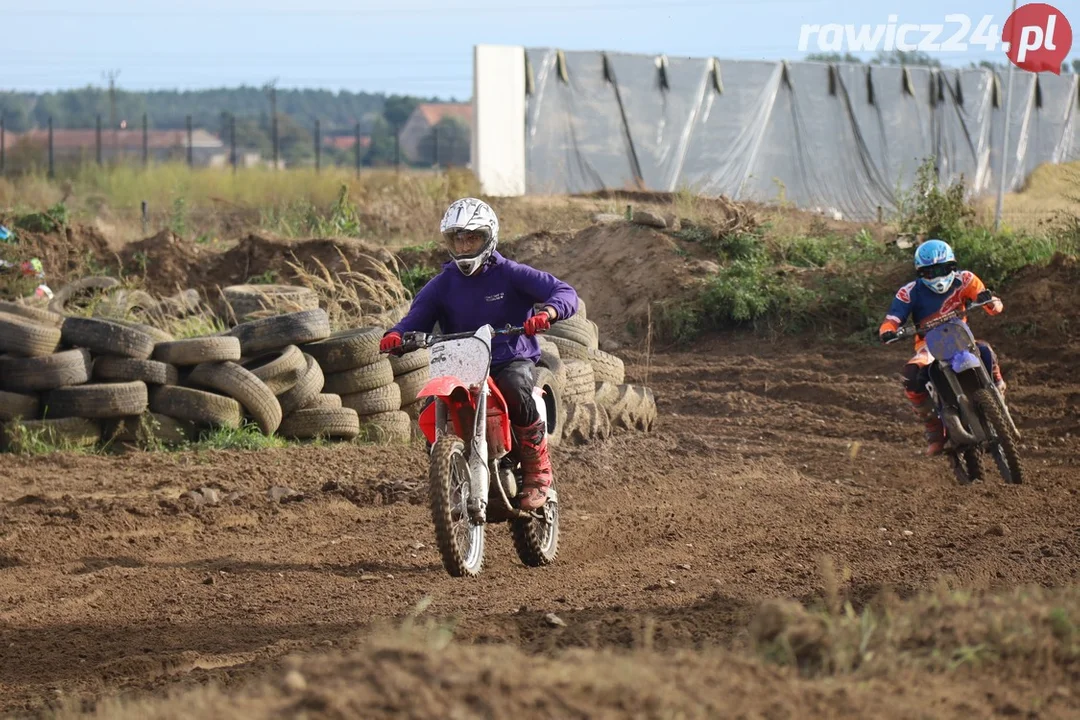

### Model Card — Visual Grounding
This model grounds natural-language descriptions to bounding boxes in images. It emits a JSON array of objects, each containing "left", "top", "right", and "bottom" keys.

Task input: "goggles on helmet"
[{"left": 916, "top": 261, "right": 957, "bottom": 280}]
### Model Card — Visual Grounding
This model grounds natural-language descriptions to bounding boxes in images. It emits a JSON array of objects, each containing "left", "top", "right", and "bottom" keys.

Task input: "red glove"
[
  {"left": 523, "top": 312, "right": 551, "bottom": 336},
  {"left": 380, "top": 331, "right": 402, "bottom": 353}
]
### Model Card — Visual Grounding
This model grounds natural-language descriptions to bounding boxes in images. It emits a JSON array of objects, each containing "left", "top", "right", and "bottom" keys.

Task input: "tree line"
[{"left": 805, "top": 48, "right": 1080, "bottom": 73}]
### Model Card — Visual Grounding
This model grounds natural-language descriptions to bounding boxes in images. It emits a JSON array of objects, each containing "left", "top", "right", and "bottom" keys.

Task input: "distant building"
[
  {"left": 3, "top": 128, "right": 226, "bottom": 166},
  {"left": 398, "top": 103, "right": 472, "bottom": 164}
]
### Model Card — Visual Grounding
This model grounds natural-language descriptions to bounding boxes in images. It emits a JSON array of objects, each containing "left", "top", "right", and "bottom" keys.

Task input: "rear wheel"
[
  {"left": 974, "top": 389, "right": 1024, "bottom": 485},
  {"left": 429, "top": 434, "right": 485, "bottom": 576},
  {"left": 511, "top": 485, "right": 560, "bottom": 567}
]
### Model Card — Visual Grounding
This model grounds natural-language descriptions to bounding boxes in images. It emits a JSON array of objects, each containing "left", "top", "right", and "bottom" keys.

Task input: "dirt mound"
[
  {"left": 116, "top": 230, "right": 210, "bottom": 295},
  {"left": 505, "top": 223, "right": 706, "bottom": 339},
  {"left": 0, "top": 224, "right": 111, "bottom": 288},
  {"left": 57, "top": 629, "right": 1073, "bottom": 720},
  {"left": 977, "top": 253, "right": 1080, "bottom": 379},
  {"left": 199, "top": 233, "right": 398, "bottom": 291}
]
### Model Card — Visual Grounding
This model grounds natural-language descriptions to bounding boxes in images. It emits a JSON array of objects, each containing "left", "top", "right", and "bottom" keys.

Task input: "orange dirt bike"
[
  {"left": 887, "top": 292, "right": 1023, "bottom": 485},
  {"left": 385, "top": 324, "right": 560, "bottom": 577}
]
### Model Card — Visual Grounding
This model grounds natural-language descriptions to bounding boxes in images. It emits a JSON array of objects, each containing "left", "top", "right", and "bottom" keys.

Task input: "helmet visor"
[
  {"left": 442, "top": 227, "right": 491, "bottom": 258},
  {"left": 917, "top": 261, "right": 957, "bottom": 280}
]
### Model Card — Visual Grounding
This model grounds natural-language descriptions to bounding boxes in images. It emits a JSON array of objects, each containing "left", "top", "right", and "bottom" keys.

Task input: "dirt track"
[{"left": 2, "top": 318, "right": 1079, "bottom": 715}]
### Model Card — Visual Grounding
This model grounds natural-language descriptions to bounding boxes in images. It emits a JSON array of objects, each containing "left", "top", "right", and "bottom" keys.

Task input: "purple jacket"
[{"left": 388, "top": 251, "right": 578, "bottom": 366}]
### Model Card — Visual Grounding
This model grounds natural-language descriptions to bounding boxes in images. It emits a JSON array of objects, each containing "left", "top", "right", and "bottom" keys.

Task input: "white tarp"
[{"left": 478, "top": 46, "right": 1080, "bottom": 221}]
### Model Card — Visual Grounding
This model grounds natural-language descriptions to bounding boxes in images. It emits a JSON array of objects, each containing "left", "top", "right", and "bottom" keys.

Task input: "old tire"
[
  {"left": 547, "top": 313, "right": 596, "bottom": 349},
  {"left": 561, "top": 401, "right": 612, "bottom": 445},
  {"left": 278, "top": 354, "right": 325, "bottom": 415},
  {"left": 0, "top": 301, "right": 64, "bottom": 328},
  {"left": 242, "top": 345, "right": 306, "bottom": 395},
  {"left": 0, "top": 315, "right": 63, "bottom": 357},
  {"left": 48, "top": 276, "right": 120, "bottom": 315},
  {"left": 222, "top": 284, "right": 320, "bottom": 321},
  {"left": 226, "top": 309, "right": 330, "bottom": 356},
  {"left": 61, "top": 317, "right": 155, "bottom": 360},
  {"left": 0, "top": 390, "right": 40, "bottom": 422},
  {"left": 341, "top": 382, "right": 401, "bottom": 416},
  {"left": 154, "top": 336, "right": 242, "bottom": 366},
  {"left": 394, "top": 366, "right": 429, "bottom": 407},
  {"left": 303, "top": 327, "right": 384, "bottom": 373},
  {"left": 588, "top": 348, "right": 625, "bottom": 385},
  {"left": 0, "top": 349, "right": 92, "bottom": 393},
  {"left": 303, "top": 393, "right": 342, "bottom": 410},
  {"left": 594, "top": 383, "right": 657, "bottom": 432},
  {"left": 93, "top": 356, "right": 179, "bottom": 386},
  {"left": 322, "top": 358, "right": 394, "bottom": 396},
  {"left": 546, "top": 335, "right": 589, "bottom": 362},
  {"left": 187, "top": 361, "right": 282, "bottom": 435},
  {"left": 357, "top": 410, "right": 412, "bottom": 444},
  {"left": 389, "top": 348, "right": 429, "bottom": 376},
  {"left": 43, "top": 381, "right": 149, "bottom": 420},
  {"left": 106, "top": 412, "right": 194, "bottom": 448},
  {"left": 562, "top": 360, "right": 596, "bottom": 404},
  {"left": 278, "top": 407, "right": 360, "bottom": 440},
  {"left": 534, "top": 366, "right": 564, "bottom": 447},
  {"left": 149, "top": 385, "right": 243, "bottom": 429}
]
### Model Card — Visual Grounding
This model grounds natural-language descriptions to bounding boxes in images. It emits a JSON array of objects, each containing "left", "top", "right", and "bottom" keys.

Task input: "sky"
[{"left": 1, "top": 0, "right": 1075, "bottom": 98}]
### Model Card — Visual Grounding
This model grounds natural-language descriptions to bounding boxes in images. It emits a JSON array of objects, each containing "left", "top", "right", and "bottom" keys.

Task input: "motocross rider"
[
  {"left": 878, "top": 239, "right": 1006, "bottom": 456},
  {"left": 379, "top": 197, "right": 579, "bottom": 510}
]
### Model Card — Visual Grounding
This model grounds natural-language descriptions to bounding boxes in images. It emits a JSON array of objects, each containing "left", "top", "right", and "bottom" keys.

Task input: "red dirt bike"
[
  {"left": 385, "top": 324, "right": 561, "bottom": 577},
  {"left": 887, "top": 293, "right": 1023, "bottom": 485}
]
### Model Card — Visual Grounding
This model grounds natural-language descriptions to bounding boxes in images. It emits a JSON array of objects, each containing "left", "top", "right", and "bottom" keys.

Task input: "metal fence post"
[{"left": 48, "top": 117, "right": 54, "bottom": 178}]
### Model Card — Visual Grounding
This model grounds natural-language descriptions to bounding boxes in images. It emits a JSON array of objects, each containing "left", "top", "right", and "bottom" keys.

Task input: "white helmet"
[{"left": 440, "top": 197, "right": 499, "bottom": 276}]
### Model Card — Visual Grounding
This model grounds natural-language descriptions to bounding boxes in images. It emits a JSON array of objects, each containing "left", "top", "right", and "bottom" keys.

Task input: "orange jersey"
[{"left": 879, "top": 270, "right": 1002, "bottom": 351}]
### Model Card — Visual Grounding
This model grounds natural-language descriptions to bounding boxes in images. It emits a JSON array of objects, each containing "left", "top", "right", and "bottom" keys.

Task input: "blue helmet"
[{"left": 914, "top": 239, "right": 957, "bottom": 294}]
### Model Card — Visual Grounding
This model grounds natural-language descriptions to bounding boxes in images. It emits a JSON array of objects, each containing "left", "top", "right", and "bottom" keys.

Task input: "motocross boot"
[
  {"left": 992, "top": 365, "right": 1007, "bottom": 395},
  {"left": 907, "top": 391, "right": 944, "bottom": 456},
  {"left": 513, "top": 418, "right": 553, "bottom": 510}
]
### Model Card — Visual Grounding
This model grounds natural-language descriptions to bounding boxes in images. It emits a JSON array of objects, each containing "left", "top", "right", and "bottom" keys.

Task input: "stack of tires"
[
  {"left": 0, "top": 303, "right": 364, "bottom": 450},
  {"left": 539, "top": 299, "right": 657, "bottom": 444},
  {"left": 301, "top": 327, "right": 411, "bottom": 444},
  {"left": 224, "top": 309, "right": 361, "bottom": 442}
]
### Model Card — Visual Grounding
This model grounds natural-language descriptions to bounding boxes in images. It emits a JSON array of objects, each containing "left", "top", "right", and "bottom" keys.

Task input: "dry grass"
[
  {"left": 283, "top": 249, "right": 411, "bottom": 332},
  {"left": 751, "top": 575, "right": 1080, "bottom": 679},
  {"left": 45, "top": 583, "right": 1080, "bottom": 719}
]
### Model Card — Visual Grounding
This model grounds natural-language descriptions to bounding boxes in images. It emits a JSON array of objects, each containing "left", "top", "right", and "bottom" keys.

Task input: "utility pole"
[
  {"left": 103, "top": 69, "right": 121, "bottom": 160},
  {"left": 994, "top": 0, "right": 1019, "bottom": 232}
]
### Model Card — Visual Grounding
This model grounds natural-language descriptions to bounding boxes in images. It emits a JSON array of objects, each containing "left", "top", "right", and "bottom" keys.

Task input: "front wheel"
[
  {"left": 511, "top": 486, "right": 559, "bottom": 567},
  {"left": 973, "top": 389, "right": 1024, "bottom": 485},
  {"left": 950, "top": 447, "right": 982, "bottom": 486},
  {"left": 429, "top": 434, "right": 485, "bottom": 576}
]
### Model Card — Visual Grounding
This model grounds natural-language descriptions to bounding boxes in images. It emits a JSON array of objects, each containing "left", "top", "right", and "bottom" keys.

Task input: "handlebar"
[
  {"left": 885, "top": 293, "right": 997, "bottom": 344},
  {"left": 382, "top": 324, "right": 527, "bottom": 356}
]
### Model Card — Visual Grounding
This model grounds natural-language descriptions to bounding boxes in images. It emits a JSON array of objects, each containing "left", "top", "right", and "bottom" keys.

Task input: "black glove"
[
  {"left": 880, "top": 330, "right": 898, "bottom": 344},
  {"left": 976, "top": 289, "right": 993, "bottom": 303}
]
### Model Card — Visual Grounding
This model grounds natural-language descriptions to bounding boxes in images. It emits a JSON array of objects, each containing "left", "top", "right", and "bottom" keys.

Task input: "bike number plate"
[
  {"left": 925, "top": 319, "right": 976, "bottom": 363},
  {"left": 430, "top": 335, "right": 491, "bottom": 387}
]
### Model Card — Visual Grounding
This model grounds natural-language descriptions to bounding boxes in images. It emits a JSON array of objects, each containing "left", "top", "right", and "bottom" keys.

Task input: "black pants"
[{"left": 491, "top": 359, "right": 538, "bottom": 426}]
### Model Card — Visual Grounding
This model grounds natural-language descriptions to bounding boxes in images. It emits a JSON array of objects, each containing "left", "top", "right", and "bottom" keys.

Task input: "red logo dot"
[{"left": 1003, "top": 2, "right": 1072, "bottom": 74}]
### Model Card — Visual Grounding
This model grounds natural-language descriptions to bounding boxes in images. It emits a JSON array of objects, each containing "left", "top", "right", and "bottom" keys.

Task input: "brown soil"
[{"left": 2, "top": 255, "right": 1079, "bottom": 715}]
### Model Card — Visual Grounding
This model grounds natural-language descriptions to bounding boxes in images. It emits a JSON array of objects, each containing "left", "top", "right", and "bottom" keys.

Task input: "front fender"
[{"left": 416, "top": 375, "right": 474, "bottom": 402}]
